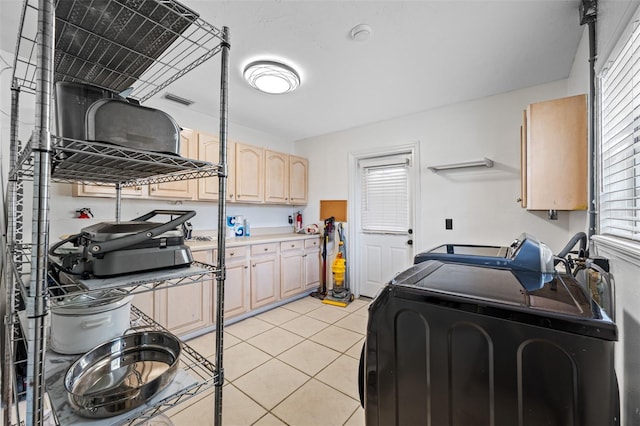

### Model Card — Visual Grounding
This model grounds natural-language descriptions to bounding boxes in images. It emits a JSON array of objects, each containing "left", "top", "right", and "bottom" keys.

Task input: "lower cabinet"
[
  {"left": 222, "top": 246, "right": 250, "bottom": 319},
  {"left": 280, "top": 241, "right": 304, "bottom": 298},
  {"left": 303, "top": 238, "right": 321, "bottom": 291},
  {"left": 157, "top": 250, "right": 212, "bottom": 336},
  {"left": 132, "top": 237, "right": 321, "bottom": 336},
  {"left": 250, "top": 243, "right": 279, "bottom": 309}
]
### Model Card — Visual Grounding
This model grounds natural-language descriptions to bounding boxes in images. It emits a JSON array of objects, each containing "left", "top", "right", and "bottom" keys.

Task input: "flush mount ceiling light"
[{"left": 243, "top": 60, "right": 300, "bottom": 94}]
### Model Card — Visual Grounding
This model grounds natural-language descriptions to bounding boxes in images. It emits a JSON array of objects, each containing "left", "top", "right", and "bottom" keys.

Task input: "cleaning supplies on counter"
[
  {"left": 226, "top": 215, "right": 251, "bottom": 238},
  {"left": 226, "top": 216, "right": 236, "bottom": 239},
  {"left": 234, "top": 215, "right": 245, "bottom": 237}
]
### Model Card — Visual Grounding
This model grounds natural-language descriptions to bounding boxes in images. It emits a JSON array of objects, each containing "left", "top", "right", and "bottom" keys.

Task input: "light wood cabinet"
[
  {"left": 280, "top": 241, "right": 304, "bottom": 298},
  {"left": 303, "top": 238, "right": 321, "bottom": 291},
  {"left": 132, "top": 291, "right": 157, "bottom": 319},
  {"left": 148, "top": 128, "right": 197, "bottom": 200},
  {"left": 265, "top": 152, "right": 308, "bottom": 205},
  {"left": 265, "top": 150, "right": 289, "bottom": 204},
  {"left": 220, "top": 246, "right": 250, "bottom": 319},
  {"left": 289, "top": 155, "right": 309, "bottom": 205},
  {"left": 235, "top": 143, "right": 264, "bottom": 203},
  {"left": 521, "top": 94, "right": 588, "bottom": 211},
  {"left": 157, "top": 249, "right": 211, "bottom": 336},
  {"left": 197, "top": 132, "right": 236, "bottom": 202},
  {"left": 250, "top": 243, "right": 279, "bottom": 309},
  {"left": 72, "top": 183, "right": 146, "bottom": 198}
]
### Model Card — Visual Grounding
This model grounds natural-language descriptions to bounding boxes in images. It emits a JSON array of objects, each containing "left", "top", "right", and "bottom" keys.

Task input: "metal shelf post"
[{"left": 214, "top": 26, "right": 230, "bottom": 426}]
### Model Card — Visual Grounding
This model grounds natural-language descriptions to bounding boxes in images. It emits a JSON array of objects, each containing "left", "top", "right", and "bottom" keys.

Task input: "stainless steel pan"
[{"left": 64, "top": 330, "right": 181, "bottom": 418}]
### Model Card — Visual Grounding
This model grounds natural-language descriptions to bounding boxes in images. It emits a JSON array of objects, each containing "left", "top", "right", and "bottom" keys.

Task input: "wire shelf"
[
  {"left": 10, "top": 137, "right": 222, "bottom": 186},
  {"left": 47, "top": 259, "right": 219, "bottom": 307},
  {"left": 43, "top": 306, "right": 218, "bottom": 426},
  {"left": 12, "top": 0, "right": 224, "bottom": 101}
]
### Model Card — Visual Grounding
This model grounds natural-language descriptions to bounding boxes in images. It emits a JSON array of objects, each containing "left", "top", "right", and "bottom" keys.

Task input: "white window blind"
[
  {"left": 360, "top": 156, "right": 410, "bottom": 233},
  {"left": 599, "top": 22, "right": 640, "bottom": 243}
]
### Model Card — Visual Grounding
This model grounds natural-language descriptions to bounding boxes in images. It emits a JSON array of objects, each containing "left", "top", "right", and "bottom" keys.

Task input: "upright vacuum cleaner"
[
  {"left": 323, "top": 222, "right": 354, "bottom": 307},
  {"left": 311, "top": 217, "right": 335, "bottom": 300}
]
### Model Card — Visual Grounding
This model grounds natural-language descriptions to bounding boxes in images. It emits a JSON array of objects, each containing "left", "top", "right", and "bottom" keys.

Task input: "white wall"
[{"left": 295, "top": 77, "right": 587, "bottom": 255}]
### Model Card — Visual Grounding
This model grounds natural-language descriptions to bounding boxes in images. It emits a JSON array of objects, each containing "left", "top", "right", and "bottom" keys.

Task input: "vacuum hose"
[{"left": 557, "top": 232, "right": 588, "bottom": 258}]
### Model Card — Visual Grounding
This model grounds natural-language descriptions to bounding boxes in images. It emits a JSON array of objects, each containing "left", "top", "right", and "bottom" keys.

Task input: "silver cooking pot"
[{"left": 64, "top": 330, "right": 182, "bottom": 418}]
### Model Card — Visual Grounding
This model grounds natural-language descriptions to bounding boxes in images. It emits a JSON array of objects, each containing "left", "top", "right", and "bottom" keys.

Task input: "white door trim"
[{"left": 348, "top": 142, "right": 421, "bottom": 298}]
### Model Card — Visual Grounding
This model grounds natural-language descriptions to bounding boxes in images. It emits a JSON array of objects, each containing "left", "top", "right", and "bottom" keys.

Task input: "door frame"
[{"left": 348, "top": 142, "right": 421, "bottom": 298}]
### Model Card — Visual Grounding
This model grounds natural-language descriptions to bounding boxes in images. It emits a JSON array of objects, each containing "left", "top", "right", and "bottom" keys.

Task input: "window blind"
[
  {"left": 360, "top": 157, "right": 410, "bottom": 233},
  {"left": 599, "top": 22, "right": 640, "bottom": 243}
]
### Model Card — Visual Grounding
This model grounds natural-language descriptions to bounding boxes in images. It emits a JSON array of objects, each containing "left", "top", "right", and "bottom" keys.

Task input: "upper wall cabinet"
[
  {"left": 265, "top": 150, "right": 289, "bottom": 204},
  {"left": 198, "top": 131, "right": 236, "bottom": 202},
  {"left": 235, "top": 143, "right": 265, "bottom": 203},
  {"left": 265, "top": 151, "right": 309, "bottom": 205},
  {"left": 148, "top": 129, "right": 198, "bottom": 200},
  {"left": 520, "top": 94, "right": 588, "bottom": 211},
  {"left": 289, "top": 155, "right": 308, "bottom": 205}
]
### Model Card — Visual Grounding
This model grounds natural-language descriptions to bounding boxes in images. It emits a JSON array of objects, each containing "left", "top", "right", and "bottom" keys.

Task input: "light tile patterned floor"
[{"left": 169, "top": 296, "right": 369, "bottom": 425}]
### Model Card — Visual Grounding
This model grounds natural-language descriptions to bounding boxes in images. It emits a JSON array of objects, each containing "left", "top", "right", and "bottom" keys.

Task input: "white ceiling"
[{"left": 0, "top": 0, "right": 585, "bottom": 141}]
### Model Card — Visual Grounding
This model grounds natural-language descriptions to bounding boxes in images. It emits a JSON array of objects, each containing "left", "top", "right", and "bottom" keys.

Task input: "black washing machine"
[{"left": 359, "top": 242, "right": 619, "bottom": 425}]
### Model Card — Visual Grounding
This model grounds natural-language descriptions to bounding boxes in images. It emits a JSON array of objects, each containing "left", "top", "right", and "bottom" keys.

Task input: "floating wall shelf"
[{"left": 427, "top": 158, "right": 494, "bottom": 173}]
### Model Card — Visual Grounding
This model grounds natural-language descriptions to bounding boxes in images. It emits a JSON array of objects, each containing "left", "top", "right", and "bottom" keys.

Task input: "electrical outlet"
[{"left": 445, "top": 218, "right": 453, "bottom": 230}]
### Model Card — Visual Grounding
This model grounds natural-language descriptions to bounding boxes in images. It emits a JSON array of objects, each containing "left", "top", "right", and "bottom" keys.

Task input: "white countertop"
[{"left": 186, "top": 233, "right": 320, "bottom": 250}]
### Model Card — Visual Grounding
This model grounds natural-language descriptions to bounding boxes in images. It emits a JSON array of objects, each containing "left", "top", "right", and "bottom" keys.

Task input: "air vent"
[{"left": 163, "top": 92, "right": 194, "bottom": 106}]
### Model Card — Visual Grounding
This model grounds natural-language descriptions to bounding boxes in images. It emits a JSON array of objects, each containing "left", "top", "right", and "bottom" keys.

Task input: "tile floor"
[{"left": 167, "top": 296, "right": 369, "bottom": 426}]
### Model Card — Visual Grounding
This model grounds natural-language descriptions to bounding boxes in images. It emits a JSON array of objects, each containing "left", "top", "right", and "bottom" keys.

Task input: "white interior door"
[{"left": 357, "top": 153, "right": 415, "bottom": 298}]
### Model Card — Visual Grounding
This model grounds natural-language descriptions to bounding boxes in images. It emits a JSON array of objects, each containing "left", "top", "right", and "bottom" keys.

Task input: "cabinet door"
[
  {"left": 132, "top": 291, "right": 157, "bottom": 320},
  {"left": 157, "top": 250, "right": 211, "bottom": 336},
  {"left": 280, "top": 241, "right": 304, "bottom": 298},
  {"left": 198, "top": 132, "right": 235, "bottom": 202},
  {"left": 523, "top": 94, "right": 587, "bottom": 210},
  {"left": 304, "top": 247, "right": 321, "bottom": 291},
  {"left": 224, "top": 259, "right": 250, "bottom": 319},
  {"left": 149, "top": 128, "right": 197, "bottom": 200},
  {"left": 73, "top": 183, "right": 146, "bottom": 198},
  {"left": 265, "top": 150, "right": 289, "bottom": 204},
  {"left": 235, "top": 143, "right": 264, "bottom": 203},
  {"left": 250, "top": 255, "right": 278, "bottom": 309},
  {"left": 289, "top": 155, "right": 308, "bottom": 205}
]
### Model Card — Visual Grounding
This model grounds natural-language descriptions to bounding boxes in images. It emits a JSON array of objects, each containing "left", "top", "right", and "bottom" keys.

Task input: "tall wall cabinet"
[
  {"left": 3, "top": 1, "right": 230, "bottom": 425},
  {"left": 520, "top": 94, "right": 588, "bottom": 211}
]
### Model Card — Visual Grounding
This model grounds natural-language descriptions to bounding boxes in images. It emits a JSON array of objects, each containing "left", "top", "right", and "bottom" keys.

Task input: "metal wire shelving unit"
[{"left": 2, "top": 0, "right": 230, "bottom": 425}]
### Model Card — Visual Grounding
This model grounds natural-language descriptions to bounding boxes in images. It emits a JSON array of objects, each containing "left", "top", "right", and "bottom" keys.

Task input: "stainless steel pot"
[{"left": 64, "top": 330, "right": 182, "bottom": 418}]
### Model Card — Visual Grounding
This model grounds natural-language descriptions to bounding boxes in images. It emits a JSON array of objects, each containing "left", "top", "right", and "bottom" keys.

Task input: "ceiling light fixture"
[{"left": 243, "top": 60, "right": 300, "bottom": 94}]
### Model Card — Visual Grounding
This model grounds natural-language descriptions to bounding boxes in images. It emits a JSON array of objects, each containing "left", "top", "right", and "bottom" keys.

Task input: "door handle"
[{"left": 407, "top": 239, "right": 413, "bottom": 246}]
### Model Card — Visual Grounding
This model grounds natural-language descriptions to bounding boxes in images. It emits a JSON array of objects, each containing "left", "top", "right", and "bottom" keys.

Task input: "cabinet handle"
[
  {"left": 229, "top": 252, "right": 234, "bottom": 256},
  {"left": 291, "top": 244, "right": 295, "bottom": 247},
  {"left": 244, "top": 265, "right": 248, "bottom": 269},
  {"left": 516, "top": 197, "right": 522, "bottom": 203},
  {"left": 151, "top": 187, "right": 156, "bottom": 191},
  {"left": 264, "top": 248, "right": 268, "bottom": 251},
  {"left": 252, "top": 264, "right": 256, "bottom": 267}
]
